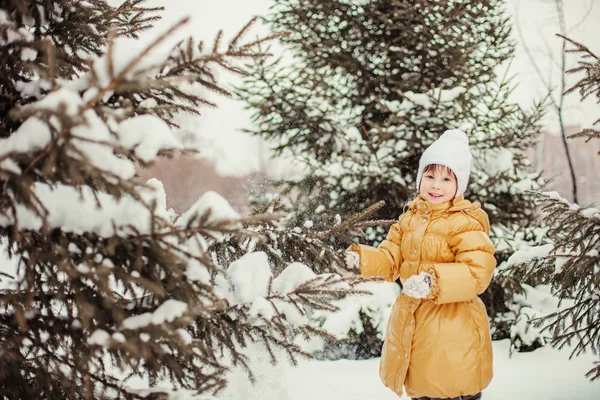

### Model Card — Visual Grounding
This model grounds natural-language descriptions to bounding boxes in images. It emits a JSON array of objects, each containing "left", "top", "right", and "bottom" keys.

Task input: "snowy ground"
[
  {"left": 154, "top": 338, "right": 599, "bottom": 400},
  {"left": 283, "top": 340, "right": 600, "bottom": 400}
]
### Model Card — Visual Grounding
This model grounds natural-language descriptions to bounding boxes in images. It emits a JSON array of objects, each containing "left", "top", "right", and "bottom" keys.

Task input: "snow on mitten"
[
  {"left": 344, "top": 251, "right": 360, "bottom": 270},
  {"left": 402, "top": 272, "right": 433, "bottom": 298}
]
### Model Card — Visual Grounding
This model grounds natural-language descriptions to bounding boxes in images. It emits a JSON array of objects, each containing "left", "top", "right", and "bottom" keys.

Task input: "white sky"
[{"left": 124, "top": 0, "right": 600, "bottom": 176}]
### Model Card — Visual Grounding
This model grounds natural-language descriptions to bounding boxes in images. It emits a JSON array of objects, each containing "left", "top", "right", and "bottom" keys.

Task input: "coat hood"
[{"left": 408, "top": 195, "right": 490, "bottom": 235}]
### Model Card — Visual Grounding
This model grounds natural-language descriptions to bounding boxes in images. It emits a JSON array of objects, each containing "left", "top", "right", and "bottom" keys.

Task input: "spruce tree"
[
  {"left": 504, "top": 36, "right": 600, "bottom": 381},
  {"left": 238, "top": 0, "right": 546, "bottom": 348},
  {"left": 0, "top": 1, "right": 372, "bottom": 398}
]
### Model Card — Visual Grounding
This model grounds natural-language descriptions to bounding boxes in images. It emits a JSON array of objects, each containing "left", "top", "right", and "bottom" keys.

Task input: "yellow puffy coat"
[{"left": 349, "top": 195, "right": 496, "bottom": 399}]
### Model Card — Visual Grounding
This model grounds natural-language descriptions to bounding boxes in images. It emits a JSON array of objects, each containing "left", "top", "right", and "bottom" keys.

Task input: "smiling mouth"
[{"left": 429, "top": 193, "right": 443, "bottom": 198}]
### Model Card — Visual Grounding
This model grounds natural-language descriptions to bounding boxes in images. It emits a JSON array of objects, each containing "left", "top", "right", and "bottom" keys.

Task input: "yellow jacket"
[{"left": 349, "top": 195, "right": 496, "bottom": 398}]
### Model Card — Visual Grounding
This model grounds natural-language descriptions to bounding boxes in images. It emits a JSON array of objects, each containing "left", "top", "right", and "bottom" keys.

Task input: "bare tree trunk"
[{"left": 555, "top": 0, "right": 578, "bottom": 204}]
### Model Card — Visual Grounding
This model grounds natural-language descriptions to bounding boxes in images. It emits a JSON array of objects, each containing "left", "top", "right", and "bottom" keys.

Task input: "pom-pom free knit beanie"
[{"left": 415, "top": 129, "right": 473, "bottom": 197}]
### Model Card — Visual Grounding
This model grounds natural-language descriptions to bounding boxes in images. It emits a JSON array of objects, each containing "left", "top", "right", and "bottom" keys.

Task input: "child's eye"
[
  {"left": 443, "top": 177, "right": 451, "bottom": 181},
  {"left": 425, "top": 175, "right": 434, "bottom": 179}
]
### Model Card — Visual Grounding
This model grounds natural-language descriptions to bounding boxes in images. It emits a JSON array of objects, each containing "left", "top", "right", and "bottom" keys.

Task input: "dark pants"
[{"left": 412, "top": 393, "right": 482, "bottom": 400}]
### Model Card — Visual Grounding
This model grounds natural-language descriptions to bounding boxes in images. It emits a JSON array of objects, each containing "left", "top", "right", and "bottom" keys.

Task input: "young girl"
[{"left": 346, "top": 129, "right": 496, "bottom": 400}]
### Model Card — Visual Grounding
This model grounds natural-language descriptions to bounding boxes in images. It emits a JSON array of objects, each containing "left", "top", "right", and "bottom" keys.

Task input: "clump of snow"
[
  {"left": 581, "top": 207, "right": 600, "bottom": 220},
  {"left": 227, "top": 252, "right": 272, "bottom": 304},
  {"left": 121, "top": 299, "right": 188, "bottom": 330},
  {"left": 0, "top": 10, "right": 35, "bottom": 45},
  {"left": 509, "top": 176, "right": 539, "bottom": 194},
  {"left": 112, "top": 332, "right": 126, "bottom": 343},
  {"left": 177, "top": 191, "right": 241, "bottom": 230},
  {"left": 152, "top": 299, "right": 188, "bottom": 324},
  {"left": 541, "top": 191, "right": 571, "bottom": 205},
  {"left": 185, "top": 259, "right": 211, "bottom": 283},
  {"left": 344, "top": 251, "right": 360, "bottom": 270},
  {"left": 0, "top": 158, "right": 21, "bottom": 174},
  {"left": 513, "top": 284, "right": 564, "bottom": 315},
  {"left": 248, "top": 297, "right": 276, "bottom": 321},
  {"left": 72, "top": 109, "right": 137, "bottom": 180},
  {"left": 271, "top": 262, "right": 316, "bottom": 295},
  {"left": 117, "top": 115, "right": 183, "bottom": 162},
  {"left": 122, "top": 313, "right": 153, "bottom": 330},
  {"left": 504, "top": 244, "right": 554, "bottom": 267},
  {"left": 88, "top": 329, "right": 110, "bottom": 346},
  {"left": 276, "top": 300, "right": 310, "bottom": 326},
  {"left": 29, "top": 87, "right": 83, "bottom": 116},
  {"left": 21, "top": 47, "right": 37, "bottom": 61},
  {"left": 177, "top": 328, "right": 193, "bottom": 345},
  {"left": 510, "top": 306, "right": 546, "bottom": 348},
  {"left": 0, "top": 118, "right": 51, "bottom": 158},
  {"left": 402, "top": 274, "right": 430, "bottom": 299},
  {"left": 137, "top": 178, "right": 172, "bottom": 221}
]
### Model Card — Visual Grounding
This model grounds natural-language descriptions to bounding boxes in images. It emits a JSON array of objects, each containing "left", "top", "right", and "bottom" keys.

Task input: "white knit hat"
[{"left": 416, "top": 129, "right": 473, "bottom": 197}]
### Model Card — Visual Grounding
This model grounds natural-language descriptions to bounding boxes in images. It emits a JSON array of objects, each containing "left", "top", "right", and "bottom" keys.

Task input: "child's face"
[{"left": 419, "top": 165, "right": 457, "bottom": 204}]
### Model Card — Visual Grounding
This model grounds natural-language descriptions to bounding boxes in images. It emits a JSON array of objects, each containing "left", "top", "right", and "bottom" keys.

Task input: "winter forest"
[{"left": 0, "top": 0, "right": 599, "bottom": 399}]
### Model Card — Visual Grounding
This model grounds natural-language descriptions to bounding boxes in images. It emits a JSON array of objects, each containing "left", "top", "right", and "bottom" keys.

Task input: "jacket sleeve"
[
  {"left": 348, "top": 218, "right": 403, "bottom": 282},
  {"left": 428, "top": 211, "right": 496, "bottom": 304}
]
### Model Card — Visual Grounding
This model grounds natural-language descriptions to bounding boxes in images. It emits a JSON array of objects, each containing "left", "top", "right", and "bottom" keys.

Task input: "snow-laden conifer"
[
  {"left": 0, "top": 1, "right": 375, "bottom": 398},
  {"left": 237, "top": 0, "right": 546, "bottom": 353}
]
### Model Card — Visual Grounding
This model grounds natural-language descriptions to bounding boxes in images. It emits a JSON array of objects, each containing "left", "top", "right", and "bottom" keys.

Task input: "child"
[{"left": 345, "top": 129, "right": 496, "bottom": 400}]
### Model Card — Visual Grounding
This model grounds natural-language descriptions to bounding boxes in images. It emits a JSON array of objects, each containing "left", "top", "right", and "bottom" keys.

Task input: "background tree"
[
  {"left": 514, "top": 0, "right": 597, "bottom": 204},
  {"left": 503, "top": 35, "right": 600, "bottom": 381},
  {"left": 0, "top": 1, "right": 373, "bottom": 398},
  {"left": 238, "top": 0, "right": 547, "bottom": 352}
]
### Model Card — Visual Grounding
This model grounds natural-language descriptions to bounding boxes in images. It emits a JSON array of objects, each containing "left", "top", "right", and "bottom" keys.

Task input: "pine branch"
[{"left": 557, "top": 34, "right": 600, "bottom": 152}]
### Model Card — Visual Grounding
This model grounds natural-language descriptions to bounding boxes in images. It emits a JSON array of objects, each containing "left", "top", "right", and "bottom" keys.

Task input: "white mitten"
[
  {"left": 344, "top": 251, "right": 360, "bottom": 270},
  {"left": 402, "top": 272, "right": 433, "bottom": 299}
]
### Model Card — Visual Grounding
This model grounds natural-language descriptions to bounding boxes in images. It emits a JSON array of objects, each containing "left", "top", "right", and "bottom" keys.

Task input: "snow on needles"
[
  {"left": 505, "top": 244, "right": 554, "bottom": 267},
  {"left": 0, "top": 182, "right": 164, "bottom": 237},
  {"left": 0, "top": 117, "right": 51, "bottom": 159},
  {"left": 117, "top": 115, "right": 183, "bottom": 162},
  {"left": 1, "top": 87, "right": 184, "bottom": 181},
  {"left": 153, "top": 299, "right": 188, "bottom": 324},
  {"left": 271, "top": 262, "right": 316, "bottom": 295},
  {"left": 227, "top": 252, "right": 272, "bottom": 304},
  {"left": 87, "top": 300, "right": 190, "bottom": 346},
  {"left": 226, "top": 252, "right": 322, "bottom": 306},
  {"left": 216, "top": 251, "right": 347, "bottom": 327},
  {"left": 0, "top": 178, "right": 241, "bottom": 242},
  {"left": 177, "top": 190, "right": 241, "bottom": 229},
  {"left": 121, "top": 299, "right": 188, "bottom": 330}
]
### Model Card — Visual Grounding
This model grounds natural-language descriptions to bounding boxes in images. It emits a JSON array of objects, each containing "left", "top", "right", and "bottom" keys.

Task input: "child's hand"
[
  {"left": 344, "top": 251, "right": 360, "bottom": 271},
  {"left": 402, "top": 272, "right": 433, "bottom": 299}
]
